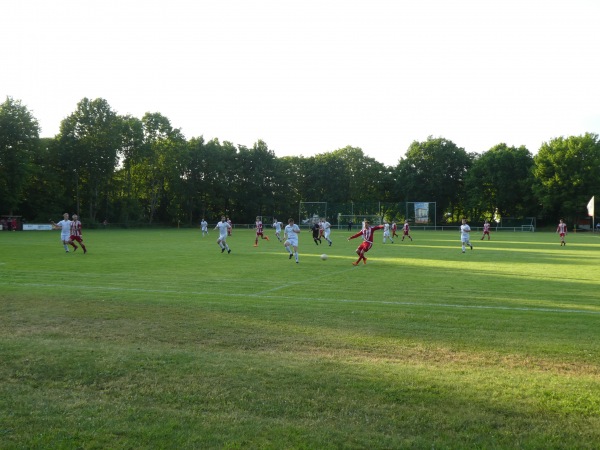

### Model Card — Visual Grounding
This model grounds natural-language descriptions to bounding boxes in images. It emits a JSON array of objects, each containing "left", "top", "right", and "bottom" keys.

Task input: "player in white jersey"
[
  {"left": 321, "top": 218, "right": 332, "bottom": 246},
  {"left": 382, "top": 221, "right": 394, "bottom": 244},
  {"left": 214, "top": 216, "right": 232, "bottom": 253},
  {"left": 284, "top": 218, "right": 301, "bottom": 263},
  {"left": 200, "top": 218, "right": 208, "bottom": 236},
  {"left": 272, "top": 219, "right": 283, "bottom": 242},
  {"left": 460, "top": 218, "right": 473, "bottom": 253},
  {"left": 51, "top": 213, "right": 76, "bottom": 253}
]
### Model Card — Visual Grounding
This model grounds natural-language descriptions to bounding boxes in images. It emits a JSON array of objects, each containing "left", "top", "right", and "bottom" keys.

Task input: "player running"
[
  {"left": 383, "top": 221, "right": 394, "bottom": 244},
  {"left": 321, "top": 217, "right": 332, "bottom": 246},
  {"left": 254, "top": 216, "right": 270, "bottom": 247},
  {"left": 272, "top": 218, "right": 283, "bottom": 242},
  {"left": 51, "top": 213, "right": 76, "bottom": 253},
  {"left": 402, "top": 220, "right": 413, "bottom": 241},
  {"left": 68, "top": 214, "right": 88, "bottom": 254},
  {"left": 214, "top": 216, "right": 232, "bottom": 253},
  {"left": 481, "top": 220, "right": 491, "bottom": 240},
  {"left": 348, "top": 219, "right": 384, "bottom": 265},
  {"left": 284, "top": 218, "right": 301, "bottom": 263},
  {"left": 391, "top": 221, "right": 399, "bottom": 238}
]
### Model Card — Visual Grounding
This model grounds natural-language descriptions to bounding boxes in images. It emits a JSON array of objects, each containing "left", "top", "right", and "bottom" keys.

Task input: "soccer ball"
[{"left": 320, "top": 254, "right": 328, "bottom": 260}]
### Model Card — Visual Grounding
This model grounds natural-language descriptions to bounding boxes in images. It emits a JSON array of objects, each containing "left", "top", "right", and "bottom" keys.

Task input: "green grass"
[{"left": 1, "top": 227, "right": 600, "bottom": 449}]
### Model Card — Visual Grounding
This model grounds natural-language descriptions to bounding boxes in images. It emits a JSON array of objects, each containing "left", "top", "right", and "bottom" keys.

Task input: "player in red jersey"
[
  {"left": 254, "top": 216, "right": 270, "bottom": 247},
  {"left": 481, "top": 220, "right": 491, "bottom": 240},
  {"left": 226, "top": 217, "right": 233, "bottom": 236},
  {"left": 391, "top": 221, "right": 399, "bottom": 238},
  {"left": 401, "top": 220, "right": 413, "bottom": 241},
  {"left": 557, "top": 219, "right": 567, "bottom": 246},
  {"left": 347, "top": 219, "right": 384, "bottom": 265},
  {"left": 68, "top": 214, "right": 88, "bottom": 254}
]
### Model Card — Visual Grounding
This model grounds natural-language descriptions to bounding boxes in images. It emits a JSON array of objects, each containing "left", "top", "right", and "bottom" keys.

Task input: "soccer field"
[{"left": 1, "top": 228, "right": 599, "bottom": 448}]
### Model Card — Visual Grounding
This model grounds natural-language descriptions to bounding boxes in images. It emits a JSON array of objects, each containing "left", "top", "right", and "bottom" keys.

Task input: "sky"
[{"left": 2, "top": 0, "right": 599, "bottom": 167}]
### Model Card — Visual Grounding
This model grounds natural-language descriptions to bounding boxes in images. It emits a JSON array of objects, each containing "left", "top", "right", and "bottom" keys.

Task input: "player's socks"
[{"left": 73, "top": 246, "right": 78, "bottom": 252}]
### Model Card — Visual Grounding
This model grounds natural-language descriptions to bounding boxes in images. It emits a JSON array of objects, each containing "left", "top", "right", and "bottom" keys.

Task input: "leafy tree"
[
  {"left": 465, "top": 144, "right": 535, "bottom": 220},
  {"left": 114, "top": 115, "right": 146, "bottom": 223},
  {"left": 533, "top": 133, "right": 600, "bottom": 222},
  {"left": 132, "top": 112, "right": 186, "bottom": 223},
  {"left": 20, "top": 137, "right": 66, "bottom": 221},
  {"left": 396, "top": 136, "right": 473, "bottom": 221},
  {"left": 229, "top": 140, "right": 280, "bottom": 222},
  {"left": 57, "top": 98, "right": 121, "bottom": 221},
  {"left": 329, "top": 146, "right": 389, "bottom": 202},
  {"left": 0, "top": 97, "right": 40, "bottom": 215}
]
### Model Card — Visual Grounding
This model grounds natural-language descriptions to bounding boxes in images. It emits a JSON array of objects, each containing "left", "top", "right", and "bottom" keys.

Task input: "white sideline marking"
[{"left": 1, "top": 280, "right": 599, "bottom": 315}]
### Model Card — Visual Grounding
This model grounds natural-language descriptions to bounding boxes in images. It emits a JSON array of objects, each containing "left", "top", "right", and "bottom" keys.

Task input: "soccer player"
[
  {"left": 51, "top": 213, "right": 76, "bottom": 253},
  {"left": 321, "top": 217, "right": 332, "bottom": 246},
  {"left": 214, "top": 216, "right": 232, "bottom": 253},
  {"left": 383, "top": 221, "right": 394, "bottom": 244},
  {"left": 254, "top": 216, "right": 269, "bottom": 246},
  {"left": 284, "top": 218, "right": 301, "bottom": 263},
  {"left": 460, "top": 218, "right": 473, "bottom": 253},
  {"left": 200, "top": 218, "right": 208, "bottom": 237},
  {"left": 391, "top": 221, "right": 399, "bottom": 238},
  {"left": 311, "top": 221, "right": 321, "bottom": 245},
  {"left": 318, "top": 219, "right": 325, "bottom": 240},
  {"left": 557, "top": 219, "right": 567, "bottom": 246},
  {"left": 68, "top": 214, "right": 88, "bottom": 254},
  {"left": 348, "top": 219, "right": 384, "bottom": 265},
  {"left": 402, "top": 220, "right": 413, "bottom": 241},
  {"left": 226, "top": 217, "right": 233, "bottom": 236},
  {"left": 272, "top": 218, "right": 283, "bottom": 242},
  {"left": 481, "top": 219, "right": 491, "bottom": 240}
]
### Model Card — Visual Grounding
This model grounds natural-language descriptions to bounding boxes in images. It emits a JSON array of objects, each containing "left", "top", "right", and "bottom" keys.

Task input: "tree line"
[{"left": 1, "top": 96, "right": 599, "bottom": 227}]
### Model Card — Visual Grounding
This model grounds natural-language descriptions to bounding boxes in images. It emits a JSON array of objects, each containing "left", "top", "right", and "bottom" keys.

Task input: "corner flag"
[{"left": 587, "top": 196, "right": 595, "bottom": 217}]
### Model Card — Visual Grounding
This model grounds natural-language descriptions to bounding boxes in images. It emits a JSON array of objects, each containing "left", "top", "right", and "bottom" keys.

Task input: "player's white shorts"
[
  {"left": 218, "top": 233, "right": 228, "bottom": 241},
  {"left": 461, "top": 235, "right": 470, "bottom": 243},
  {"left": 324, "top": 230, "right": 331, "bottom": 239},
  {"left": 61, "top": 233, "right": 70, "bottom": 242},
  {"left": 285, "top": 237, "right": 298, "bottom": 247}
]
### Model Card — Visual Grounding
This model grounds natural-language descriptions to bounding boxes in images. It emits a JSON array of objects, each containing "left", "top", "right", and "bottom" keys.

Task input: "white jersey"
[
  {"left": 273, "top": 221, "right": 283, "bottom": 232},
  {"left": 322, "top": 221, "right": 331, "bottom": 237},
  {"left": 460, "top": 224, "right": 471, "bottom": 242},
  {"left": 383, "top": 223, "right": 391, "bottom": 236},
  {"left": 201, "top": 220, "right": 208, "bottom": 231},
  {"left": 215, "top": 221, "right": 230, "bottom": 239},
  {"left": 284, "top": 224, "right": 300, "bottom": 245},
  {"left": 56, "top": 220, "right": 71, "bottom": 239}
]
